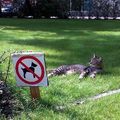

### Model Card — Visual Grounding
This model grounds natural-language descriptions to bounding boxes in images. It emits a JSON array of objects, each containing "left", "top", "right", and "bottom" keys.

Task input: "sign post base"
[{"left": 30, "top": 87, "right": 40, "bottom": 100}]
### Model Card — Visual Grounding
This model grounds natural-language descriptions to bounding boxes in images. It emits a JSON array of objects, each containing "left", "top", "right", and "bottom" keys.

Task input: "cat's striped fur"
[{"left": 48, "top": 54, "right": 103, "bottom": 79}]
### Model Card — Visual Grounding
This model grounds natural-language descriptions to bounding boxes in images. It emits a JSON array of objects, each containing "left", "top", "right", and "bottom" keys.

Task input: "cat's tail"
[
  {"left": 48, "top": 72, "right": 54, "bottom": 77},
  {"left": 47, "top": 69, "right": 55, "bottom": 77},
  {"left": 47, "top": 65, "right": 68, "bottom": 77}
]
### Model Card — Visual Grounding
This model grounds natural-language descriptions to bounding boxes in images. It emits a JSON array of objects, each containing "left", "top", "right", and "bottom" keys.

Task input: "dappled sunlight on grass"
[
  {"left": 0, "top": 19, "right": 120, "bottom": 69},
  {"left": 0, "top": 19, "right": 120, "bottom": 119},
  {"left": 1, "top": 29, "right": 58, "bottom": 40},
  {"left": 95, "top": 31, "right": 120, "bottom": 36}
]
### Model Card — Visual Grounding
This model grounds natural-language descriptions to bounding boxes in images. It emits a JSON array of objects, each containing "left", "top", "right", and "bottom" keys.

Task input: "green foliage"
[
  {"left": 0, "top": 19, "right": 120, "bottom": 119},
  {"left": 33, "top": 0, "right": 69, "bottom": 18},
  {"left": 13, "top": 0, "right": 69, "bottom": 18}
]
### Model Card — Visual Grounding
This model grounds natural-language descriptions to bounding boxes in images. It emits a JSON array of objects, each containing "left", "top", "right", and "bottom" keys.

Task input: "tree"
[
  {"left": 102, "top": 0, "right": 110, "bottom": 19},
  {"left": 23, "top": 0, "right": 33, "bottom": 16},
  {"left": 91, "top": 0, "right": 120, "bottom": 19},
  {"left": 72, "top": 0, "right": 82, "bottom": 11},
  {"left": 13, "top": 0, "right": 25, "bottom": 17},
  {"left": 92, "top": 0, "right": 103, "bottom": 19},
  {"left": 112, "top": 0, "right": 120, "bottom": 19},
  {"left": 0, "top": 1, "right": 1, "bottom": 16},
  {"left": 31, "top": 0, "right": 69, "bottom": 18}
]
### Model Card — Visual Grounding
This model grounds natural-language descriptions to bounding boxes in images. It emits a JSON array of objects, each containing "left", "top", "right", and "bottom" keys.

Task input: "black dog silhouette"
[{"left": 21, "top": 62, "right": 37, "bottom": 78}]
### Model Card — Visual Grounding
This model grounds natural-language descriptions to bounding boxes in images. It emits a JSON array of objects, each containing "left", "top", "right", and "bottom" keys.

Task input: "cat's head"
[{"left": 89, "top": 54, "right": 103, "bottom": 68}]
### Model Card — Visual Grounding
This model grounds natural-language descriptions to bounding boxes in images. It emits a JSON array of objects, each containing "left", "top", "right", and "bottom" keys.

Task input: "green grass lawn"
[{"left": 0, "top": 18, "right": 120, "bottom": 120}]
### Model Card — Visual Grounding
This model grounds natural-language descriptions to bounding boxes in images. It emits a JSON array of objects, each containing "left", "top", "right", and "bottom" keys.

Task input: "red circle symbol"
[{"left": 16, "top": 56, "right": 45, "bottom": 85}]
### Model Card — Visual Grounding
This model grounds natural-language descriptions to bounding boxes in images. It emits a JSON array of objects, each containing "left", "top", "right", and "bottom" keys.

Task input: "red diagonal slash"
[{"left": 20, "top": 61, "right": 40, "bottom": 80}]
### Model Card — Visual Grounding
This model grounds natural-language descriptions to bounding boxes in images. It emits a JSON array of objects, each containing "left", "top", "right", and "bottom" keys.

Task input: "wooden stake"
[{"left": 30, "top": 86, "right": 40, "bottom": 100}]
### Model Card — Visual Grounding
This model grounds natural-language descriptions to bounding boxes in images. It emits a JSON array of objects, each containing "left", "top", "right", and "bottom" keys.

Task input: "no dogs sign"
[{"left": 12, "top": 52, "right": 48, "bottom": 86}]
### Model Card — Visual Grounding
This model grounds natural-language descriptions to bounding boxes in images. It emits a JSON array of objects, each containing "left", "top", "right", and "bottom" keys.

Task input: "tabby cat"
[{"left": 48, "top": 54, "right": 103, "bottom": 79}]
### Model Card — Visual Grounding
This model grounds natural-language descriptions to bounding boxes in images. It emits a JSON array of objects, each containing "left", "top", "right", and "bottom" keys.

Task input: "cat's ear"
[
  {"left": 93, "top": 53, "right": 96, "bottom": 58},
  {"left": 99, "top": 57, "right": 102, "bottom": 61}
]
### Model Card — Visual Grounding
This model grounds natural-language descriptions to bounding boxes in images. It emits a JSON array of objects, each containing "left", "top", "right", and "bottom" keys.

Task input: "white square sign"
[{"left": 11, "top": 52, "right": 48, "bottom": 86}]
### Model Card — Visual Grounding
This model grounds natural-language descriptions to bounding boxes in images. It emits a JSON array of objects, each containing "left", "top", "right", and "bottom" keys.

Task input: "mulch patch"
[{"left": 0, "top": 80, "right": 23, "bottom": 118}]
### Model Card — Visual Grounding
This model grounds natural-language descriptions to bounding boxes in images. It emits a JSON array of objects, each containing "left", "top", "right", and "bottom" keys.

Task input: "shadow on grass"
[
  {"left": 1, "top": 19, "right": 120, "bottom": 119},
  {"left": 0, "top": 19, "right": 120, "bottom": 31},
  {"left": 8, "top": 35, "right": 120, "bottom": 68},
  {"left": 1, "top": 19, "right": 120, "bottom": 72}
]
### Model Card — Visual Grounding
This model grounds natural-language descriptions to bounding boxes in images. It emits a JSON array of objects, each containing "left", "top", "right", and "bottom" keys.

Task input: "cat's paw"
[
  {"left": 79, "top": 71, "right": 86, "bottom": 79},
  {"left": 79, "top": 74, "right": 84, "bottom": 79},
  {"left": 89, "top": 74, "right": 96, "bottom": 78},
  {"left": 47, "top": 73, "right": 53, "bottom": 77}
]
